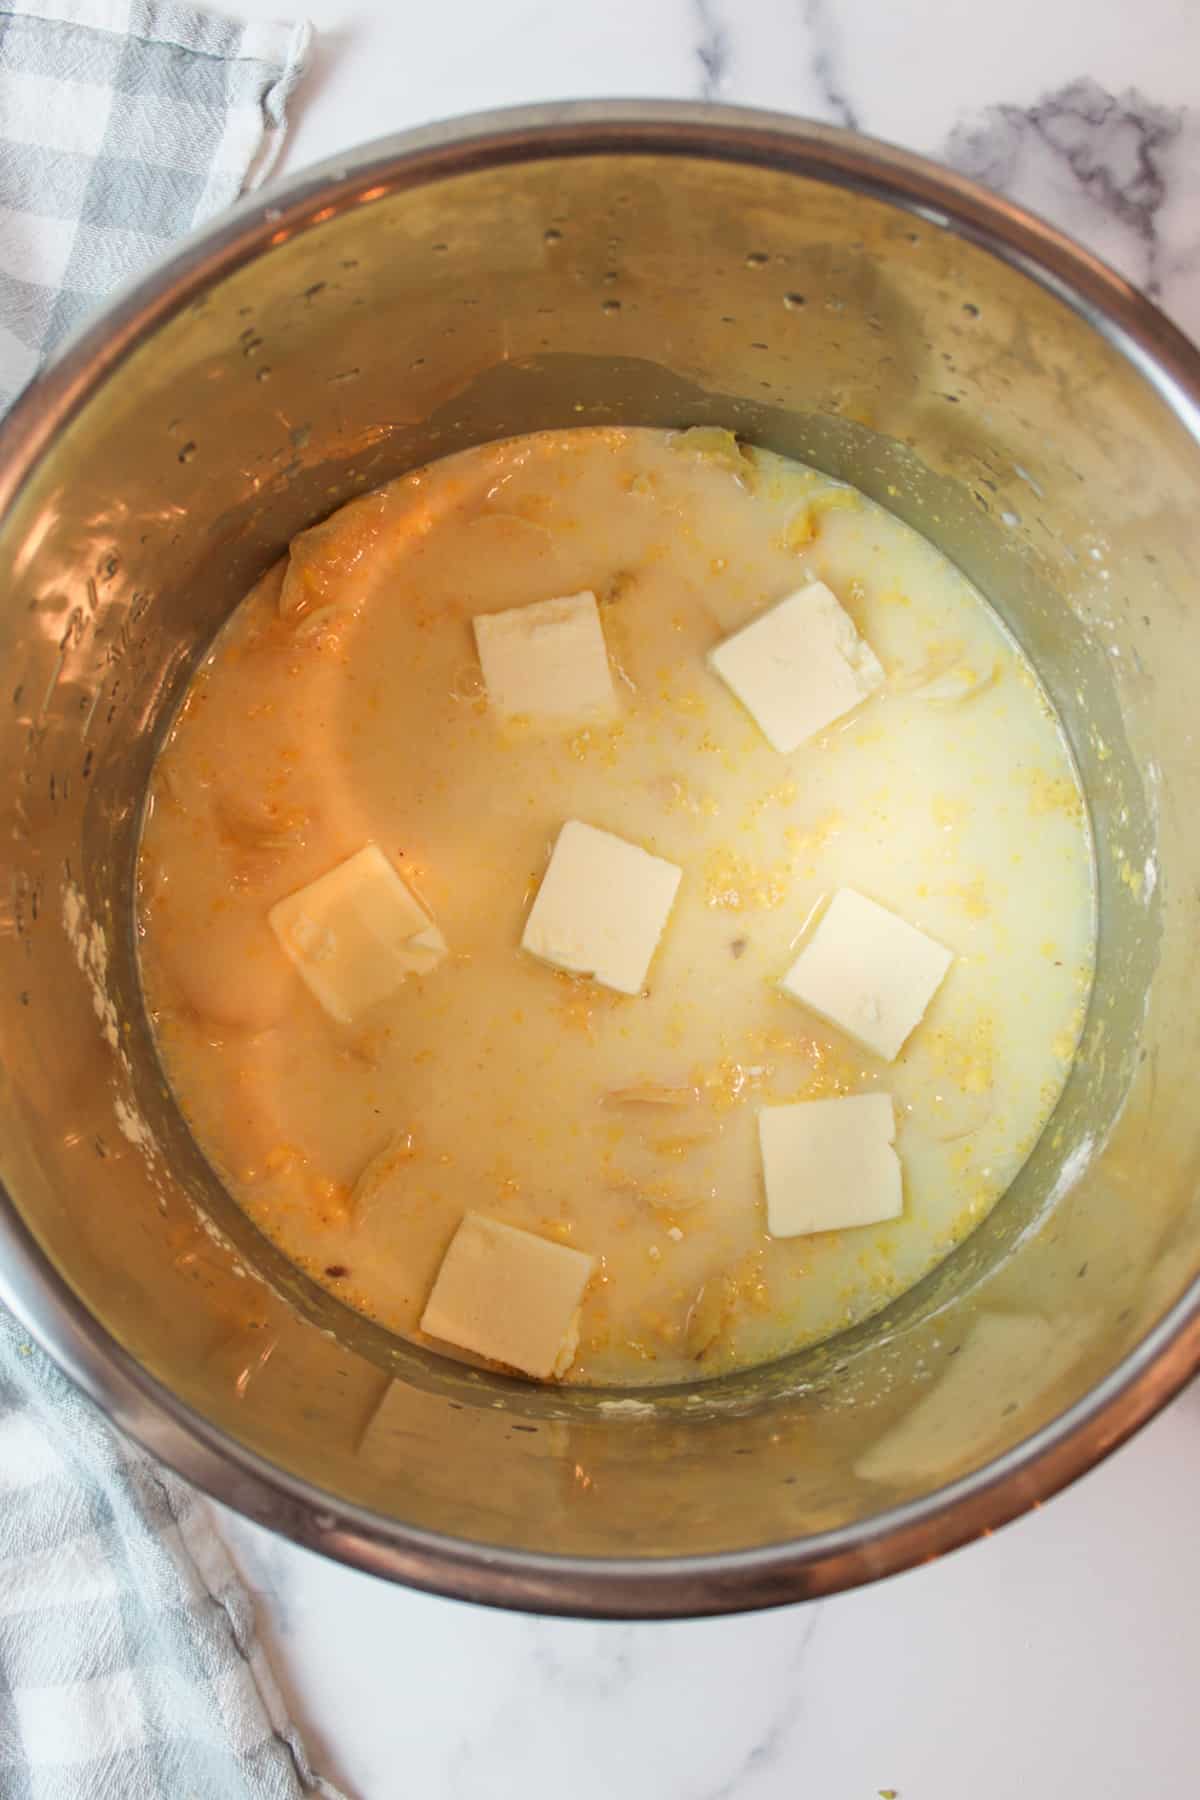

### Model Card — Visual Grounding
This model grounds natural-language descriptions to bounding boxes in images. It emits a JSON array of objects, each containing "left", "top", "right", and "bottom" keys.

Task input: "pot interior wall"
[{"left": 0, "top": 143, "right": 1197, "bottom": 1567}]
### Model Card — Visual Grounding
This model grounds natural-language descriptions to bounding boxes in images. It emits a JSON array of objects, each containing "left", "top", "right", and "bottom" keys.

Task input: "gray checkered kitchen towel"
[
  {"left": 0, "top": 0, "right": 309, "bottom": 408},
  {"left": 0, "top": 5, "right": 350, "bottom": 1795},
  {"left": 0, "top": 1316, "right": 348, "bottom": 1799}
]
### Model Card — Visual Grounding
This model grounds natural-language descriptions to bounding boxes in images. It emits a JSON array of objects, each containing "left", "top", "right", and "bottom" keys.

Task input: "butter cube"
[
  {"left": 521, "top": 820, "right": 682, "bottom": 996},
  {"left": 420, "top": 1212, "right": 596, "bottom": 1379},
  {"left": 474, "top": 590, "right": 615, "bottom": 723},
  {"left": 759, "top": 1093, "right": 902, "bottom": 1237},
  {"left": 707, "top": 581, "right": 884, "bottom": 753},
  {"left": 268, "top": 844, "right": 446, "bottom": 1024},
  {"left": 781, "top": 887, "right": 952, "bottom": 1062}
]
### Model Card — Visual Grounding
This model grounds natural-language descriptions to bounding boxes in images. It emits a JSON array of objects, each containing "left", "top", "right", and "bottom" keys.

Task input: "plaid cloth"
[
  {"left": 0, "top": 0, "right": 310, "bottom": 408},
  {"left": 0, "top": 1311, "right": 347, "bottom": 1798},
  {"left": 0, "top": 6, "right": 348, "bottom": 1794}
]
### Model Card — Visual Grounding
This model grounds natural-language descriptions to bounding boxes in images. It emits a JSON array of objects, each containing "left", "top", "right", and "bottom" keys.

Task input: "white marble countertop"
[{"left": 213, "top": 1, "right": 1200, "bottom": 1794}]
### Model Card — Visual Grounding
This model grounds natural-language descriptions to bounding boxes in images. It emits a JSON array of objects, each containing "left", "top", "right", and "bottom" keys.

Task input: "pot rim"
[{"left": 2, "top": 99, "right": 1198, "bottom": 1618}]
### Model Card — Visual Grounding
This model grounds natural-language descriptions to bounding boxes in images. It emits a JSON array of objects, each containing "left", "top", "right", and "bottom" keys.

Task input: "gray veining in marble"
[
  {"left": 697, "top": 1607, "right": 823, "bottom": 1800},
  {"left": 800, "top": 0, "right": 859, "bottom": 131},
  {"left": 947, "top": 80, "right": 1172, "bottom": 289},
  {"left": 944, "top": 79, "right": 1200, "bottom": 337},
  {"left": 693, "top": 0, "right": 730, "bottom": 102}
]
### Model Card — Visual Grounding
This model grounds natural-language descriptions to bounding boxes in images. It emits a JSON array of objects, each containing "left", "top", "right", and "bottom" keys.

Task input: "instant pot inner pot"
[{"left": 1, "top": 145, "right": 1197, "bottom": 1572}]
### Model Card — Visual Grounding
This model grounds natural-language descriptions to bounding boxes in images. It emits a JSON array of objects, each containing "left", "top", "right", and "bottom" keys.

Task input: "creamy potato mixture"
[{"left": 137, "top": 427, "right": 1095, "bottom": 1386}]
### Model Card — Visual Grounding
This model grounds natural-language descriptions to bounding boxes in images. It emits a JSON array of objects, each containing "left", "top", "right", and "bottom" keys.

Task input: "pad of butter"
[
  {"left": 420, "top": 1212, "right": 596, "bottom": 1379},
  {"left": 707, "top": 580, "right": 884, "bottom": 753},
  {"left": 521, "top": 820, "right": 682, "bottom": 996},
  {"left": 268, "top": 844, "right": 446, "bottom": 1024},
  {"left": 473, "top": 590, "right": 615, "bottom": 723},
  {"left": 781, "top": 887, "right": 952, "bottom": 1061},
  {"left": 759, "top": 1092, "right": 902, "bottom": 1237}
]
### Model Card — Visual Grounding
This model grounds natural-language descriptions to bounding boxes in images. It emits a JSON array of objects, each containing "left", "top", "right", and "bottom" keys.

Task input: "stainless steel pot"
[{"left": 1, "top": 102, "right": 1197, "bottom": 1618}]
